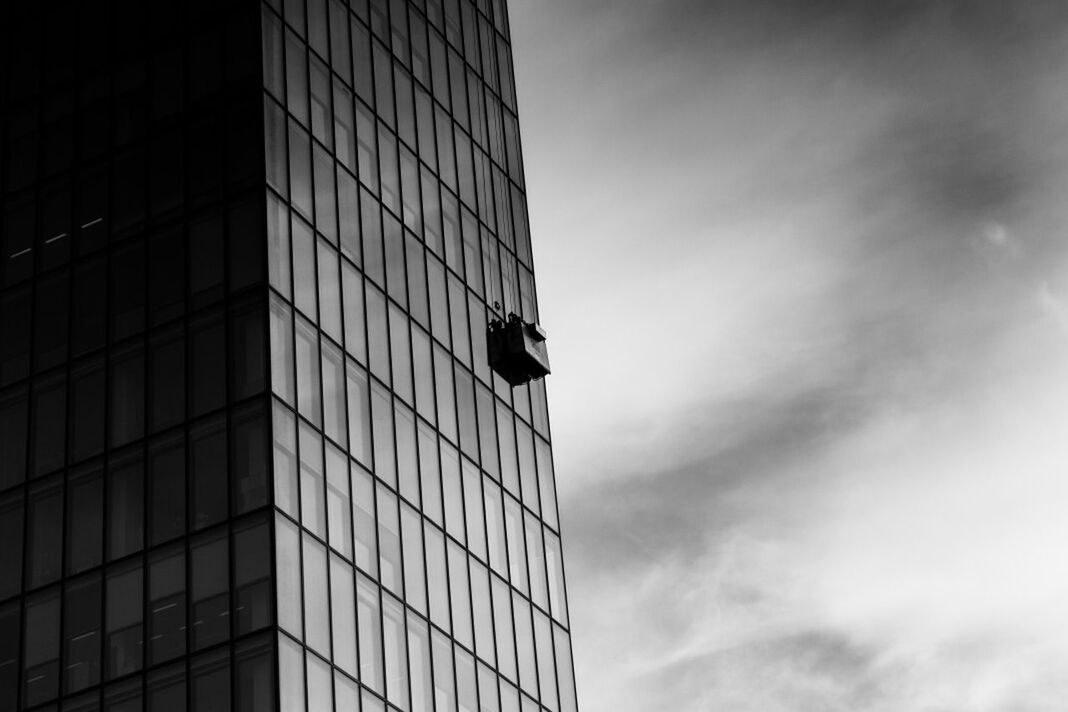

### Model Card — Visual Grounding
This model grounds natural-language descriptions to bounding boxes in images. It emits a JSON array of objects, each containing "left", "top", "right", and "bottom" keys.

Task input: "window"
[
  {"left": 326, "top": 444, "right": 353, "bottom": 558},
  {"left": 191, "top": 530, "right": 229, "bottom": 650},
  {"left": 299, "top": 421, "right": 326, "bottom": 537},
  {"left": 0, "top": 492, "right": 23, "bottom": 599},
  {"left": 148, "top": 434, "right": 185, "bottom": 546},
  {"left": 106, "top": 561, "right": 143, "bottom": 678},
  {"left": 330, "top": 554, "right": 357, "bottom": 676},
  {"left": 275, "top": 515, "right": 303, "bottom": 639},
  {"left": 148, "top": 546, "right": 186, "bottom": 664},
  {"left": 24, "top": 589, "right": 61, "bottom": 706},
  {"left": 64, "top": 574, "right": 102, "bottom": 692},
  {"left": 357, "top": 573, "right": 384, "bottom": 693},
  {"left": 190, "top": 416, "right": 227, "bottom": 530},
  {"left": 234, "top": 515, "right": 272, "bottom": 634},
  {"left": 302, "top": 535, "right": 330, "bottom": 656},
  {"left": 27, "top": 477, "right": 63, "bottom": 588}
]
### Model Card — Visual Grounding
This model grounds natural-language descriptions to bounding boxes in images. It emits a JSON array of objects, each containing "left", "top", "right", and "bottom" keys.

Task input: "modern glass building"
[{"left": 0, "top": 0, "right": 577, "bottom": 711}]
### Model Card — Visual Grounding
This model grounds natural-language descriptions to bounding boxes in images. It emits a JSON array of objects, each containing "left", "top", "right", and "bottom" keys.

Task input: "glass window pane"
[
  {"left": 70, "top": 358, "right": 105, "bottom": 461},
  {"left": 307, "top": 651, "right": 334, "bottom": 712},
  {"left": 191, "top": 530, "right": 229, "bottom": 650},
  {"left": 335, "top": 669, "right": 359, "bottom": 712},
  {"left": 525, "top": 512, "right": 548, "bottom": 612},
  {"left": 24, "top": 590, "right": 61, "bottom": 706},
  {"left": 270, "top": 295, "right": 296, "bottom": 405},
  {"left": 322, "top": 341, "right": 347, "bottom": 446},
  {"left": 234, "top": 516, "right": 272, "bottom": 634},
  {"left": 418, "top": 422, "right": 443, "bottom": 526},
  {"left": 31, "top": 374, "right": 66, "bottom": 477},
  {"left": 190, "top": 648, "right": 229, "bottom": 712},
  {"left": 471, "top": 561, "right": 494, "bottom": 667},
  {"left": 504, "top": 496, "right": 527, "bottom": 594},
  {"left": 273, "top": 400, "right": 299, "bottom": 518},
  {"left": 425, "top": 523, "right": 450, "bottom": 634},
  {"left": 148, "top": 545, "right": 186, "bottom": 665},
  {"left": 330, "top": 554, "right": 357, "bottom": 676},
  {"left": 232, "top": 401, "right": 269, "bottom": 514},
  {"left": 296, "top": 316, "right": 322, "bottom": 426},
  {"left": 149, "top": 434, "right": 185, "bottom": 546},
  {"left": 190, "top": 416, "right": 227, "bottom": 531},
  {"left": 356, "top": 573, "right": 384, "bottom": 693},
  {"left": 279, "top": 634, "right": 305, "bottom": 712},
  {"left": 347, "top": 360, "right": 372, "bottom": 467},
  {"left": 267, "top": 191, "right": 292, "bottom": 298},
  {"left": 147, "top": 664, "right": 186, "bottom": 712},
  {"left": 401, "top": 504, "right": 427, "bottom": 614},
  {"left": 302, "top": 535, "right": 330, "bottom": 657},
  {"left": 383, "top": 595, "right": 409, "bottom": 710},
  {"left": 289, "top": 121, "right": 313, "bottom": 220},
  {"left": 108, "top": 453, "right": 144, "bottom": 561},
  {"left": 318, "top": 239, "right": 342, "bottom": 341},
  {"left": 408, "top": 613, "right": 433, "bottom": 712},
  {"left": 484, "top": 481, "right": 506, "bottom": 579},
  {"left": 534, "top": 610, "right": 557, "bottom": 710},
  {"left": 456, "top": 647, "right": 477, "bottom": 712},
  {"left": 448, "top": 542, "right": 473, "bottom": 651},
  {"left": 106, "top": 562, "right": 143, "bottom": 679},
  {"left": 512, "top": 593, "right": 536, "bottom": 698},
  {"left": 463, "top": 460, "right": 486, "bottom": 561},
  {"left": 370, "top": 380, "right": 396, "bottom": 487},
  {"left": 478, "top": 663, "right": 501, "bottom": 712},
  {"left": 235, "top": 635, "right": 275, "bottom": 712},
  {"left": 189, "top": 312, "right": 225, "bottom": 417},
  {"left": 353, "top": 465, "right": 378, "bottom": 578},
  {"left": 27, "top": 477, "right": 63, "bottom": 588},
  {"left": 64, "top": 574, "right": 102, "bottom": 692},
  {"left": 553, "top": 624, "right": 578, "bottom": 712},
  {"left": 0, "top": 493, "right": 24, "bottom": 599},
  {"left": 300, "top": 421, "right": 326, "bottom": 537},
  {"left": 276, "top": 515, "right": 303, "bottom": 639},
  {"left": 441, "top": 444, "right": 464, "bottom": 545},
  {"left": 431, "top": 629, "right": 455, "bottom": 712},
  {"left": 326, "top": 444, "right": 353, "bottom": 558},
  {"left": 377, "top": 485, "right": 402, "bottom": 597},
  {"left": 0, "top": 386, "right": 28, "bottom": 489},
  {"left": 492, "top": 576, "right": 516, "bottom": 683}
]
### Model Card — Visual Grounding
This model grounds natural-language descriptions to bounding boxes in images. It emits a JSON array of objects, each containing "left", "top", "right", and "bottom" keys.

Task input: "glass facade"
[{"left": 0, "top": 0, "right": 575, "bottom": 710}]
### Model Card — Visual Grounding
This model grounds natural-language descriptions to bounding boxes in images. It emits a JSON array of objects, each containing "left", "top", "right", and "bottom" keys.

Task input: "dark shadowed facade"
[{"left": 0, "top": 1, "right": 577, "bottom": 710}]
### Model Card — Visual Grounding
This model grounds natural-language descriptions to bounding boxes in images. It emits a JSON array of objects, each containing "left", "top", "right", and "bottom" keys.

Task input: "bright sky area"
[{"left": 509, "top": 1, "right": 1068, "bottom": 710}]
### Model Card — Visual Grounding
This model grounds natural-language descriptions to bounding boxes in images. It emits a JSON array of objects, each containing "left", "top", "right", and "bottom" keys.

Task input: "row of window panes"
[
  {"left": 0, "top": 399, "right": 271, "bottom": 601},
  {"left": 0, "top": 630, "right": 274, "bottom": 712},
  {"left": 275, "top": 511, "right": 576, "bottom": 711},
  {"left": 0, "top": 295, "right": 268, "bottom": 493},
  {"left": 278, "top": 624, "right": 576, "bottom": 712},
  {"left": 263, "top": 0, "right": 525, "bottom": 195},
  {"left": 0, "top": 515, "right": 273, "bottom": 709},
  {"left": 270, "top": 396, "right": 567, "bottom": 620},
  {"left": 268, "top": 0, "right": 517, "bottom": 117},
  {"left": 264, "top": 188, "right": 544, "bottom": 437},
  {"left": 262, "top": 84, "right": 534, "bottom": 332},
  {"left": 0, "top": 6, "right": 261, "bottom": 196},
  {"left": 261, "top": 3, "right": 533, "bottom": 273},
  {"left": 269, "top": 296, "right": 557, "bottom": 534}
]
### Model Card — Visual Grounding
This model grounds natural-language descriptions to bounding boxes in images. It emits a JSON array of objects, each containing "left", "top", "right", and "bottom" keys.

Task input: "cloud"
[{"left": 511, "top": 1, "right": 1068, "bottom": 710}]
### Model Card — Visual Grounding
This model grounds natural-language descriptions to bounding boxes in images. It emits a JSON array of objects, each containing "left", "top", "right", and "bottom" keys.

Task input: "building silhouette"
[{"left": 0, "top": 0, "right": 577, "bottom": 710}]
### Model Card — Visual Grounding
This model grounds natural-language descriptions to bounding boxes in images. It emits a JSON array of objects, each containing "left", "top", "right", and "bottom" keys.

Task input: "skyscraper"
[{"left": 0, "top": 1, "right": 577, "bottom": 710}]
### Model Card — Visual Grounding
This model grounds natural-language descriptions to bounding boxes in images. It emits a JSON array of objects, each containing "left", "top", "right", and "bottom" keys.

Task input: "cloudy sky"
[{"left": 508, "top": 1, "right": 1068, "bottom": 710}]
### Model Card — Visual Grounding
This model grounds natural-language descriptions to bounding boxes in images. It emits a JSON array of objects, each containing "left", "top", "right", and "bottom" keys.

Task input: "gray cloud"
[{"left": 512, "top": 1, "right": 1068, "bottom": 710}]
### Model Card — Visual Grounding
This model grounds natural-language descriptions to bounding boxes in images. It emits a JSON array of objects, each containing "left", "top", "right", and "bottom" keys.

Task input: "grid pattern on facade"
[
  {"left": 261, "top": 0, "right": 577, "bottom": 711},
  {"left": 0, "top": 0, "right": 276, "bottom": 709}
]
